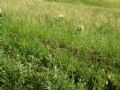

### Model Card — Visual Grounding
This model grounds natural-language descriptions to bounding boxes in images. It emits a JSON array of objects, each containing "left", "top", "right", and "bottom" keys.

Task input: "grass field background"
[
  {"left": 0, "top": 0, "right": 120, "bottom": 90},
  {"left": 47, "top": 0, "right": 120, "bottom": 8}
]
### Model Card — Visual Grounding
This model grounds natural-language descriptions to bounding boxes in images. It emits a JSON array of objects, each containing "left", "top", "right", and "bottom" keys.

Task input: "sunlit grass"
[{"left": 47, "top": 0, "right": 120, "bottom": 8}]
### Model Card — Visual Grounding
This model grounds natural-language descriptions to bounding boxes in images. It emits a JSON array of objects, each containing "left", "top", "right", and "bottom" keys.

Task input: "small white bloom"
[
  {"left": 0, "top": 8, "right": 1, "bottom": 13},
  {"left": 102, "top": 69, "right": 105, "bottom": 71},
  {"left": 53, "top": 65, "right": 58, "bottom": 78},
  {"left": 106, "top": 80, "right": 108, "bottom": 85},
  {"left": 108, "top": 74, "right": 112, "bottom": 79},
  {"left": 81, "top": 25, "right": 85, "bottom": 31},
  {"left": 58, "top": 14, "right": 64, "bottom": 18},
  {"left": 84, "top": 82, "right": 86, "bottom": 85},
  {"left": 79, "top": 25, "right": 85, "bottom": 31},
  {"left": 77, "top": 24, "right": 85, "bottom": 32},
  {"left": 54, "top": 65, "right": 58, "bottom": 72},
  {"left": 0, "top": 8, "right": 1, "bottom": 18}
]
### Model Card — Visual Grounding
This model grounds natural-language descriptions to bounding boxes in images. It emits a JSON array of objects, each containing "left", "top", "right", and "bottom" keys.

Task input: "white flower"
[
  {"left": 77, "top": 24, "right": 85, "bottom": 32},
  {"left": 102, "top": 69, "right": 105, "bottom": 72},
  {"left": 106, "top": 81, "right": 108, "bottom": 85},
  {"left": 54, "top": 65, "right": 58, "bottom": 72},
  {"left": 108, "top": 74, "right": 112, "bottom": 79},
  {"left": 53, "top": 65, "right": 58, "bottom": 78},
  {"left": 79, "top": 25, "right": 85, "bottom": 31},
  {"left": 58, "top": 14, "right": 64, "bottom": 18},
  {"left": 0, "top": 8, "right": 1, "bottom": 18},
  {"left": 0, "top": 8, "right": 1, "bottom": 14}
]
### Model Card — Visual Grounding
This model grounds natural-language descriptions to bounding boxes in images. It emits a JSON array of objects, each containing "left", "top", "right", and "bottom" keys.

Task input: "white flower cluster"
[
  {"left": 58, "top": 14, "right": 64, "bottom": 18},
  {"left": 0, "top": 8, "right": 1, "bottom": 13},
  {"left": 77, "top": 24, "right": 85, "bottom": 33},
  {"left": 0, "top": 8, "right": 1, "bottom": 19}
]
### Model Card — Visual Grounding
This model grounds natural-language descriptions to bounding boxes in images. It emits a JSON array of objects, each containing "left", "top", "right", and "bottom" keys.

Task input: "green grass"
[
  {"left": 47, "top": 0, "right": 120, "bottom": 8},
  {"left": 0, "top": 0, "right": 120, "bottom": 90}
]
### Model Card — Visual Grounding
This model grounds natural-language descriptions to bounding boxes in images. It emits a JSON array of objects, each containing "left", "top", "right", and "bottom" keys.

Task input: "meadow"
[{"left": 0, "top": 0, "right": 120, "bottom": 90}]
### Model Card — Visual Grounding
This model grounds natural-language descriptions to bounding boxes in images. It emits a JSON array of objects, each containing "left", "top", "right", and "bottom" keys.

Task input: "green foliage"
[{"left": 0, "top": 0, "right": 120, "bottom": 90}]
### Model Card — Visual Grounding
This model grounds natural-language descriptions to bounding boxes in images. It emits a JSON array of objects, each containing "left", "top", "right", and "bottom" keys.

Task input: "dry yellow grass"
[{"left": 1, "top": 0, "right": 120, "bottom": 28}]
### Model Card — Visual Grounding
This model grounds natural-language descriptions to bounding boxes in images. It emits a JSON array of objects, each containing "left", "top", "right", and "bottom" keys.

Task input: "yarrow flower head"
[
  {"left": 0, "top": 8, "right": 1, "bottom": 13},
  {"left": 77, "top": 24, "right": 85, "bottom": 32},
  {"left": 58, "top": 13, "right": 64, "bottom": 18},
  {"left": 0, "top": 8, "right": 1, "bottom": 18}
]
